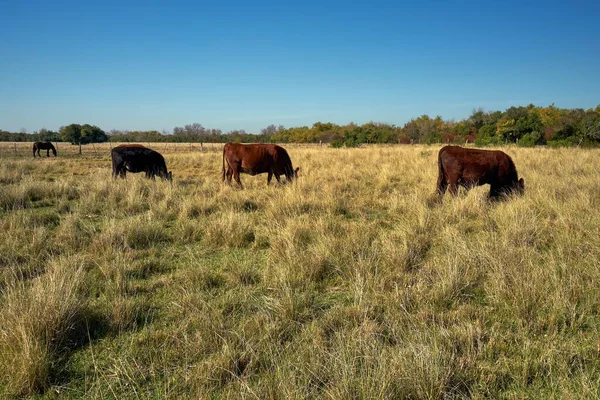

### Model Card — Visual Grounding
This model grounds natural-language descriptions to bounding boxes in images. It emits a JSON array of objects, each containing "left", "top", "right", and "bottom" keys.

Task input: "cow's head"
[
  {"left": 285, "top": 166, "right": 300, "bottom": 182},
  {"left": 161, "top": 171, "right": 173, "bottom": 184},
  {"left": 513, "top": 178, "right": 525, "bottom": 195}
]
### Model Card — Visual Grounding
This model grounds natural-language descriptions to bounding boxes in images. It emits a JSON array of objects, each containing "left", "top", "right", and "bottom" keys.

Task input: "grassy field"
[{"left": 0, "top": 143, "right": 599, "bottom": 399}]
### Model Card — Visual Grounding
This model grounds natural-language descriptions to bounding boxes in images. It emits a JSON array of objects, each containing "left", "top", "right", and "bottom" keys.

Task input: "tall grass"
[
  {"left": 0, "top": 257, "right": 85, "bottom": 397},
  {"left": 0, "top": 145, "right": 599, "bottom": 398}
]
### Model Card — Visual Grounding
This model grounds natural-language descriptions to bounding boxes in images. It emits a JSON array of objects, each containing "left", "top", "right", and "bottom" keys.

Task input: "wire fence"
[
  {"left": 0, "top": 142, "right": 332, "bottom": 159},
  {"left": 0, "top": 142, "right": 229, "bottom": 158}
]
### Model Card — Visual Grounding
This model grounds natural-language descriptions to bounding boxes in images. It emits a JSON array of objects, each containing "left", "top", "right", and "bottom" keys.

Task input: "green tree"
[
  {"left": 579, "top": 111, "right": 600, "bottom": 142},
  {"left": 60, "top": 124, "right": 107, "bottom": 144},
  {"left": 60, "top": 124, "right": 82, "bottom": 144},
  {"left": 475, "top": 124, "right": 502, "bottom": 145},
  {"left": 81, "top": 124, "right": 108, "bottom": 144}
]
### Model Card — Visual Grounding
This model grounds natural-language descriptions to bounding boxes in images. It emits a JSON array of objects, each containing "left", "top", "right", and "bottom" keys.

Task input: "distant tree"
[
  {"left": 37, "top": 128, "right": 61, "bottom": 142},
  {"left": 261, "top": 124, "right": 278, "bottom": 135},
  {"left": 60, "top": 123, "right": 107, "bottom": 144},
  {"left": 184, "top": 123, "right": 205, "bottom": 136},
  {"left": 469, "top": 108, "right": 486, "bottom": 131},
  {"left": 402, "top": 115, "right": 444, "bottom": 144},
  {"left": 579, "top": 110, "right": 600, "bottom": 142},
  {"left": 60, "top": 124, "right": 82, "bottom": 144}
]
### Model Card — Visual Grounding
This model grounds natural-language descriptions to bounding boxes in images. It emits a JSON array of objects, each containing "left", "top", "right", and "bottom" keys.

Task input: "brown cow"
[
  {"left": 436, "top": 146, "right": 524, "bottom": 199},
  {"left": 222, "top": 143, "right": 299, "bottom": 187}
]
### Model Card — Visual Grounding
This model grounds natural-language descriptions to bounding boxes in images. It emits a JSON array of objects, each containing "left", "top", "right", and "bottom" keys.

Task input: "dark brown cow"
[
  {"left": 436, "top": 146, "right": 524, "bottom": 199},
  {"left": 222, "top": 143, "right": 299, "bottom": 187}
]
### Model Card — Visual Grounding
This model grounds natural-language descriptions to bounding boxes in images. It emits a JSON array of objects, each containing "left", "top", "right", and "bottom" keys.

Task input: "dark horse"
[{"left": 33, "top": 141, "right": 57, "bottom": 157}]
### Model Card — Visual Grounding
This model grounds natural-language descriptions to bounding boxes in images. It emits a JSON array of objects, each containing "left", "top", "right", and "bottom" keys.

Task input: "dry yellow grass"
[{"left": 0, "top": 143, "right": 599, "bottom": 398}]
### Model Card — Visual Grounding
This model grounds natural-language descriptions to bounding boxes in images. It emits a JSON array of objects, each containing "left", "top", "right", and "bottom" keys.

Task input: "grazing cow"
[
  {"left": 222, "top": 143, "right": 299, "bottom": 187},
  {"left": 111, "top": 144, "right": 173, "bottom": 182},
  {"left": 33, "top": 141, "right": 57, "bottom": 157},
  {"left": 436, "top": 146, "right": 524, "bottom": 199}
]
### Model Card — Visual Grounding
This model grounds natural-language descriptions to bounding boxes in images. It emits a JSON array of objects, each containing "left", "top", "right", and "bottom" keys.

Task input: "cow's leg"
[
  {"left": 225, "top": 167, "right": 233, "bottom": 185},
  {"left": 274, "top": 173, "right": 281, "bottom": 183},
  {"left": 233, "top": 170, "right": 243, "bottom": 188},
  {"left": 46, "top": 149, "right": 50, "bottom": 157},
  {"left": 267, "top": 171, "right": 273, "bottom": 185},
  {"left": 488, "top": 185, "right": 503, "bottom": 201},
  {"left": 448, "top": 179, "right": 459, "bottom": 196},
  {"left": 436, "top": 175, "right": 447, "bottom": 196}
]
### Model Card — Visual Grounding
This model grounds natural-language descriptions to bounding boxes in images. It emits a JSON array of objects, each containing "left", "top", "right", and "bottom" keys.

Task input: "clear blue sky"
[{"left": 1, "top": 0, "right": 599, "bottom": 133}]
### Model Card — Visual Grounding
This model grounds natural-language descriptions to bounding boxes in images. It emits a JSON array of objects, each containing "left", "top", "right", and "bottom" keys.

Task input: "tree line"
[{"left": 2, "top": 104, "right": 599, "bottom": 147}]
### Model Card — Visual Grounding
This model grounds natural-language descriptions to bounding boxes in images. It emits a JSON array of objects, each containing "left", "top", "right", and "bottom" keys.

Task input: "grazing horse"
[
  {"left": 111, "top": 144, "right": 173, "bottom": 182},
  {"left": 222, "top": 143, "right": 299, "bottom": 188},
  {"left": 33, "top": 141, "right": 57, "bottom": 157}
]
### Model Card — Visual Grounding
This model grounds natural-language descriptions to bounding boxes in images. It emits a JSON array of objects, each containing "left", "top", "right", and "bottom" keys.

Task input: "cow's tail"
[
  {"left": 111, "top": 148, "right": 120, "bottom": 179},
  {"left": 436, "top": 150, "right": 446, "bottom": 195},
  {"left": 221, "top": 147, "right": 226, "bottom": 182}
]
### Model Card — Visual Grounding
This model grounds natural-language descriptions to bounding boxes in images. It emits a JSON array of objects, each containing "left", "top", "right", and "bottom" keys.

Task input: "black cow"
[{"left": 111, "top": 145, "right": 172, "bottom": 182}]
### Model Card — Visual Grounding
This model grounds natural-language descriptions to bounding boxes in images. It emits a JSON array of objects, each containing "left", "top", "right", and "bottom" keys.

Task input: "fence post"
[
  {"left": 14, "top": 143, "right": 17, "bottom": 156},
  {"left": 79, "top": 141, "right": 82, "bottom": 155}
]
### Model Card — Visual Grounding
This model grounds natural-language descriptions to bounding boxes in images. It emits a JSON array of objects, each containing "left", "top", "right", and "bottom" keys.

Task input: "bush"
[
  {"left": 547, "top": 138, "right": 578, "bottom": 148},
  {"left": 474, "top": 134, "right": 503, "bottom": 146},
  {"left": 518, "top": 131, "right": 545, "bottom": 147}
]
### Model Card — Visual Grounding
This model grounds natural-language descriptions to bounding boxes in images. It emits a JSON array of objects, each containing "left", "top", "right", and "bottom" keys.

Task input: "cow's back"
[
  {"left": 224, "top": 143, "right": 278, "bottom": 173},
  {"left": 112, "top": 146, "right": 166, "bottom": 171}
]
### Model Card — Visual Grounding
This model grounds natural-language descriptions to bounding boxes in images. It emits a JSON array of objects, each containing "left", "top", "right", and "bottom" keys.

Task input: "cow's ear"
[{"left": 295, "top": 167, "right": 300, "bottom": 173}]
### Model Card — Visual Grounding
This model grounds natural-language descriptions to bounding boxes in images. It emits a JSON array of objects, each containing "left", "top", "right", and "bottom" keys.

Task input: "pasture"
[{"left": 0, "top": 143, "right": 599, "bottom": 399}]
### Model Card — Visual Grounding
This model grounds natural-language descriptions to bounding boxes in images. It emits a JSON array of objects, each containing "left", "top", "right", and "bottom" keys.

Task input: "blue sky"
[{"left": 1, "top": 0, "right": 599, "bottom": 133}]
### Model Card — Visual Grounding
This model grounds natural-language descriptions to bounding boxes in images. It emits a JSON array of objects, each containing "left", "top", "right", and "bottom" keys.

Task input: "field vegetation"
[
  {"left": 2, "top": 104, "right": 600, "bottom": 149},
  {"left": 0, "top": 144, "right": 599, "bottom": 399}
]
